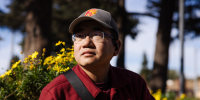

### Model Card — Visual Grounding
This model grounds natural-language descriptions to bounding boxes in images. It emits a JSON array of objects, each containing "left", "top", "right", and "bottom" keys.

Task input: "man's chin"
[
  {"left": 78, "top": 61, "right": 97, "bottom": 68},
  {"left": 79, "top": 63, "right": 94, "bottom": 67}
]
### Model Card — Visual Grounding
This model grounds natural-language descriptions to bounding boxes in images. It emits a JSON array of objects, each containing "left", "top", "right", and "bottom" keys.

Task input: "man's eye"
[{"left": 91, "top": 32, "right": 102, "bottom": 36}]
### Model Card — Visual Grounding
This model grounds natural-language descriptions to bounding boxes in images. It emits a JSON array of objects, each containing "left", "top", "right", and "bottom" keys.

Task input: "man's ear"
[{"left": 113, "top": 40, "right": 121, "bottom": 56}]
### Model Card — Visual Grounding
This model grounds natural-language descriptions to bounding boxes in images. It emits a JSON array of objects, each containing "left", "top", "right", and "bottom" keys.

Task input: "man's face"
[{"left": 73, "top": 21, "right": 117, "bottom": 67}]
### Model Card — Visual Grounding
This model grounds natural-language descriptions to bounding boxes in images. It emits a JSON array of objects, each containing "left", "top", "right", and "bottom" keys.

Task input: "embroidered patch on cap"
[{"left": 85, "top": 9, "right": 97, "bottom": 16}]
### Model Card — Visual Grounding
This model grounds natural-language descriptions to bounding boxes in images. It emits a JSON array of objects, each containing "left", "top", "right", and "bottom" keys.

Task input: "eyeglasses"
[{"left": 72, "top": 31, "right": 113, "bottom": 43}]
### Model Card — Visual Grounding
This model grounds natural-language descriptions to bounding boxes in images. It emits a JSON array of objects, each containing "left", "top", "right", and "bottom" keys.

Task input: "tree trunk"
[
  {"left": 24, "top": 0, "right": 52, "bottom": 57},
  {"left": 149, "top": 0, "right": 175, "bottom": 93},
  {"left": 116, "top": 0, "right": 126, "bottom": 68}
]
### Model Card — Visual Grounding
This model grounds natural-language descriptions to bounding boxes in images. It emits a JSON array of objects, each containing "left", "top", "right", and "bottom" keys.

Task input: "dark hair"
[{"left": 109, "top": 29, "right": 119, "bottom": 50}]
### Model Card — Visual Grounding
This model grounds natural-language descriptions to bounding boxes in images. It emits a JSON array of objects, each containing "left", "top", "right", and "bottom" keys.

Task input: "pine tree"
[{"left": 140, "top": 53, "right": 151, "bottom": 83}]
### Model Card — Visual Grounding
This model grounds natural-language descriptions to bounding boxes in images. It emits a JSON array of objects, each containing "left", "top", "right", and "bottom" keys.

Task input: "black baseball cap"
[{"left": 69, "top": 8, "right": 118, "bottom": 39}]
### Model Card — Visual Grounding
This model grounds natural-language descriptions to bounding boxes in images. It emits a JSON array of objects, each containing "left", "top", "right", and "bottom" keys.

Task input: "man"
[{"left": 40, "top": 8, "right": 154, "bottom": 100}]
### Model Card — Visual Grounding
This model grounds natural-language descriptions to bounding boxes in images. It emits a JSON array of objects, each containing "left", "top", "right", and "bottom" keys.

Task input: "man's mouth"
[{"left": 82, "top": 51, "right": 96, "bottom": 56}]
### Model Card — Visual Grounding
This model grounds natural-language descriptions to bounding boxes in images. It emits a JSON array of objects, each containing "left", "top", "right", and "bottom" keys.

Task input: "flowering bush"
[
  {"left": 0, "top": 41, "right": 76, "bottom": 100},
  {"left": 151, "top": 89, "right": 197, "bottom": 100}
]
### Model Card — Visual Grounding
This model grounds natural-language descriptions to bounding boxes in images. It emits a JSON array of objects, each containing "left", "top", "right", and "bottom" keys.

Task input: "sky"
[{"left": 0, "top": 0, "right": 200, "bottom": 79}]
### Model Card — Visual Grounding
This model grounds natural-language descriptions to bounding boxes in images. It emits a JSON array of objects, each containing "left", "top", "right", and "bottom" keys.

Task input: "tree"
[
  {"left": 146, "top": 0, "right": 200, "bottom": 93},
  {"left": 148, "top": 0, "right": 176, "bottom": 93},
  {"left": 0, "top": 0, "right": 53, "bottom": 57},
  {"left": 0, "top": 0, "right": 95, "bottom": 57},
  {"left": 0, "top": 0, "right": 139, "bottom": 69},
  {"left": 23, "top": 0, "right": 53, "bottom": 57},
  {"left": 116, "top": 0, "right": 138, "bottom": 68}
]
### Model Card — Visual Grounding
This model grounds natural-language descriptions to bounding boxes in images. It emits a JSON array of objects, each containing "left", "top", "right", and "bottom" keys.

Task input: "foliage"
[
  {"left": 0, "top": 41, "right": 76, "bottom": 100},
  {"left": 0, "top": 0, "right": 126, "bottom": 45},
  {"left": 146, "top": 0, "right": 200, "bottom": 38},
  {"left": 0, "top": 0, "right": 139, "bottom": 70},
  {"left": 168, "top": 70, "right": 179, "bottom": 80}
]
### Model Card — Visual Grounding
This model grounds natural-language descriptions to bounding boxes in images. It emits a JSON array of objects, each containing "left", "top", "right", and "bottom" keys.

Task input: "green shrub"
[
  {"left": 0, "top": 41, "right": 76, "bottom": 100},
  {"left": 151, "top": 89, "right": 200, "bottom": 100}
]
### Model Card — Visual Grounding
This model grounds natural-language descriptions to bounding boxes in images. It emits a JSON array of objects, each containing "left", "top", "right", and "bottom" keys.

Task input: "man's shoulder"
[
  {"left": 111, "top": 67, "right": 141, "bottom": 77},
  {"left": 111, "top": 67, "right": 145, "bottom": 83},
  {"left": 42, "top": 74, "right": 70, "bottom": 92}
]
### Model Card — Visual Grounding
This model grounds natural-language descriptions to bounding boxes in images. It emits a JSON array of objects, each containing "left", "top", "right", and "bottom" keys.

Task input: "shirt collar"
[
  {"left": 72, "top": 65, "right": 131, "bottom": 97},
  {"left": 72, "top": 65, "right": 101, "bottom": 98}
]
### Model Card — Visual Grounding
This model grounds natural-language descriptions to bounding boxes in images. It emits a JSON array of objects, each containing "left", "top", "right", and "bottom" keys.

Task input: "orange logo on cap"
[{"left": 85, "top": 9, "right": 97, "bottom": 16}]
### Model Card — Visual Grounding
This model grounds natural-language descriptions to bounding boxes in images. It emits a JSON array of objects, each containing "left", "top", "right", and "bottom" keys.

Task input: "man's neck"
[{"left": 79, "top": 64, "right": 110, "bottom": 83}]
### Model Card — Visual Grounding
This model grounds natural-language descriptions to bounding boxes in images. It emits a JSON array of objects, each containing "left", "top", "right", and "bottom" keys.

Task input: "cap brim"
[{"left": 69, "top": 16, "right": 112, "bottom": 34}]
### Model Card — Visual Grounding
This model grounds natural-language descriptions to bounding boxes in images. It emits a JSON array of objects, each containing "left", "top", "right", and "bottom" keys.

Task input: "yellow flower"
[
  {"left": 60, "top": 48, "right": 65, "bottom": 53},
  {"left": 55, "top": 54, "right": 63, "bottom": 62},
  {"left": 11, "top": 60, "right": 21, "bottom": 69},
  {"left": 162, "top": 97, "right": 167, "bottom": 100},
  {"left": 0, "top": 69, "right": 12, "bottom": 78},
  {"left": 66, "top": 47, "right": 74, "bottom": 51},
  {"left": 30, "top": 64, "right": 35, "bottom": 70},
  {"left": 23, "top": 58, "right": 28, "bottom": 63},
  {"left": 44, "top": 56, "right": 54, "bottom": 65},
  {"left": 60, "top": 67, "right": 70, "bottom": 72},
  {"left": 42, "top": 48, "right": 46, "bottom": 57},
  {"left": 53, "top": 65, "right": 62, "bottom": 72},
  {"left": 0, "top": 42, "right": 76, "bottom": 80},
  {"left": 62, "top": 42, "right": 65, "bottom": 46},
  {"left": 180, "top": 93, "right": 186, "bottom": 100},
  {"left": 47, "top": 65, "right": 52, "bottom": 70},
  {"left": 55, "top": 41, "right": 65, "bottom": 46},
  {"left": 32, "top": 51, "right": 39, "bottom": 59},
  {"left": 152, "top": 89, "right": 162, "bottom": 100},
  {"left": 55, "top": 41, "right": 61, "bottom": 46},
  {"left": 0, "top": 73, "right": 6, "bottom": 78}
]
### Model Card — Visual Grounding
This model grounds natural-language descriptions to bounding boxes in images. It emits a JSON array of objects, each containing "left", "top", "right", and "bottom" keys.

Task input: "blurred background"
[{"left": 0, "top": 0, "right": 200, "bottom": 99}]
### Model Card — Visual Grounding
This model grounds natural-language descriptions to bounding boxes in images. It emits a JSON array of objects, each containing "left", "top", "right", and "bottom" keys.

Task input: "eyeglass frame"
[{"left": 72, "top": 31, "right": 114, "bottom": 43}]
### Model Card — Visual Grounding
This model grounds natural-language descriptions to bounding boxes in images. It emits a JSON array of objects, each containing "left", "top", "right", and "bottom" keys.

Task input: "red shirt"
[{"left": 39, "top": 65, "right": 155, "bottom": 100}]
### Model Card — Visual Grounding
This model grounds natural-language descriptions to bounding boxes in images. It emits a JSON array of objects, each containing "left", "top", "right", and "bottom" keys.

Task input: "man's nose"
[
  {"left": 82, "top": 36, "right": 94, "bottom": 48},
  {"left": 83, "top": 36, "right": 91, "bottom": 42}
]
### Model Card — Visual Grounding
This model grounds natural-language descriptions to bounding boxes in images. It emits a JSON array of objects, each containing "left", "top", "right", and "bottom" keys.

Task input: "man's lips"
[{"left": 82, "top": 51, "right": 96, "bottom": 56}]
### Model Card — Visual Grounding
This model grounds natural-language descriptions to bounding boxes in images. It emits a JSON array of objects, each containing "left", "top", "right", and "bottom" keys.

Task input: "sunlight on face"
[{"left": 73, "top": 21, "right": 116, "bottom": 68}]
